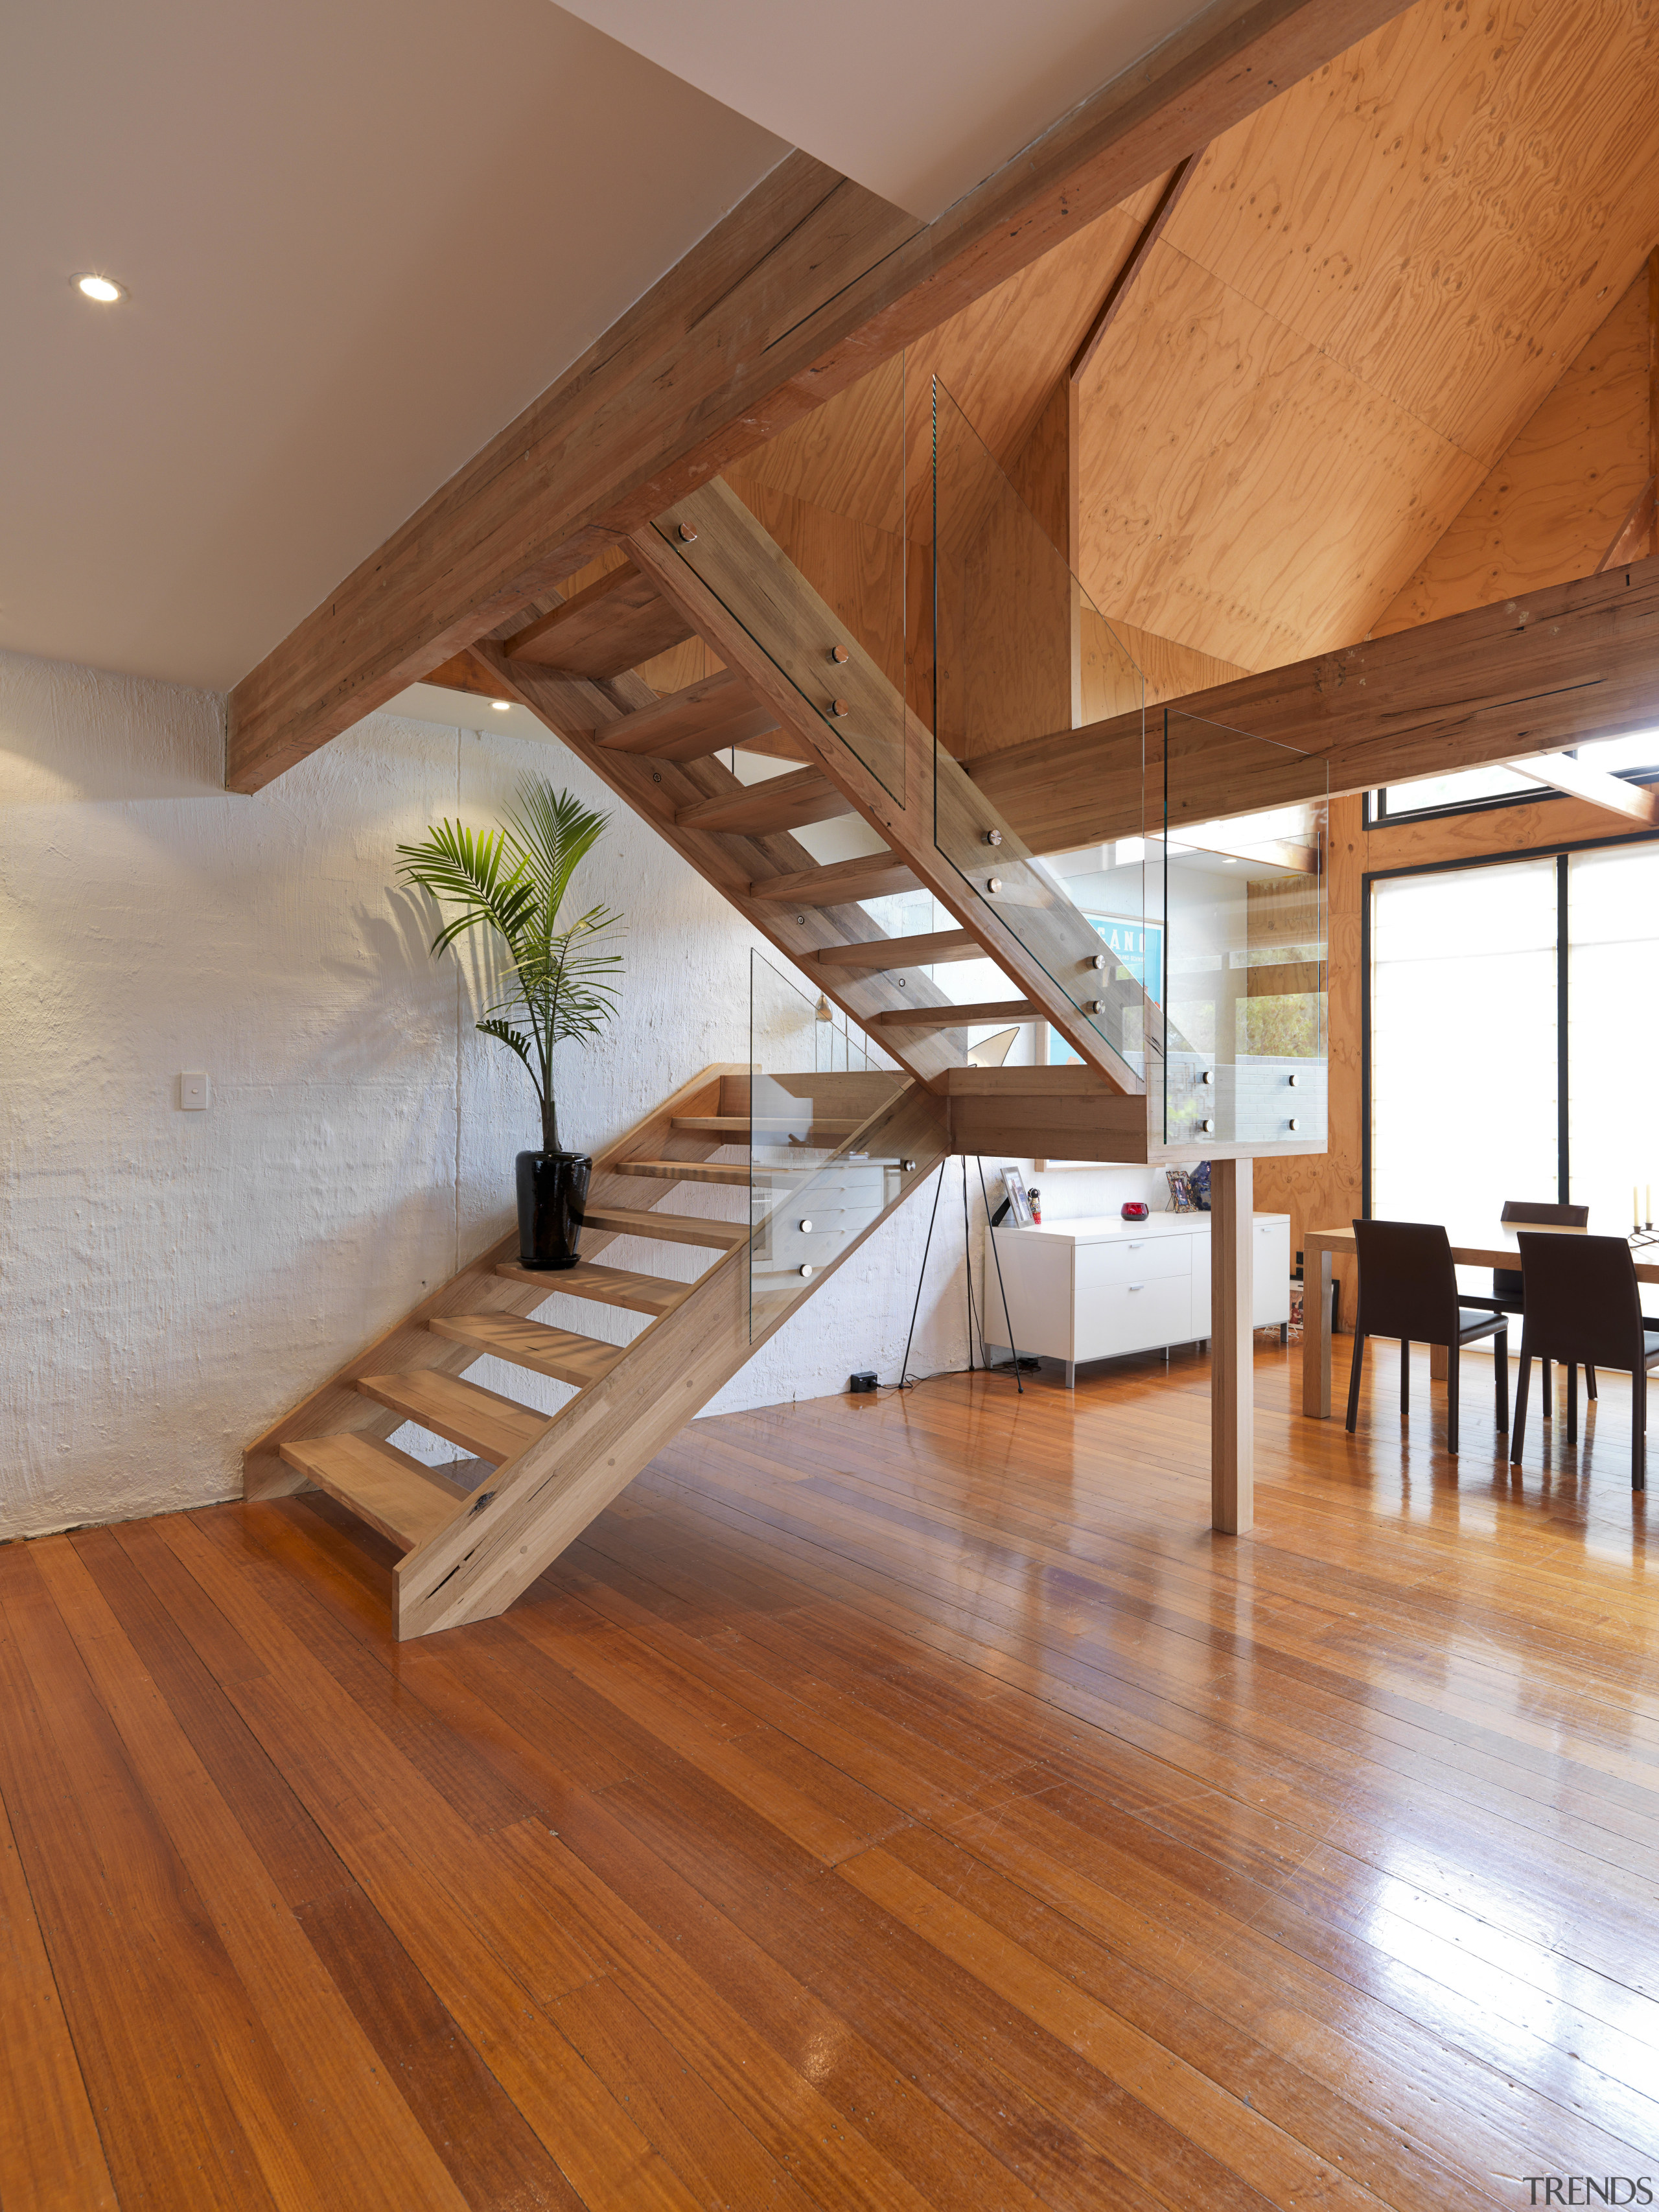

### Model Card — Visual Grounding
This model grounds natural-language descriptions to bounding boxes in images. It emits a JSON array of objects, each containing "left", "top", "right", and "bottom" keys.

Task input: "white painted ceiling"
[
  {"left": 1, "top": 0, "right": 785, "bottom": 689},
  {"left": 552, "top": 0, "right": 1211, "bottom": 217},
  {"left": 6, "top": 0, "right": 1215, "bottom": 695}
]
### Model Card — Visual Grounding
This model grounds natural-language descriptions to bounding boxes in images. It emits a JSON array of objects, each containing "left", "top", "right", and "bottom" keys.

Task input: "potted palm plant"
[{"left": 399, "top": 778, "right": 623, "bottom": 1270}]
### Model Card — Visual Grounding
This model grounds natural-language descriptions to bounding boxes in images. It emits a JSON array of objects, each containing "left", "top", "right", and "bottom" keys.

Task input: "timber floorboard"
[{"left": 3, "top": 1340, "right": 1659, "bottom": 2207}]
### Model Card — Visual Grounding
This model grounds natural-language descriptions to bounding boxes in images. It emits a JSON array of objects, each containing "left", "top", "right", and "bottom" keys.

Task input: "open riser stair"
[
  {"left": 437, "top": 507, "right": 1176, "bottom": 1163},
  {"left": 246, "top": 1065, "right": 949, "bottom": 1636},
  {"left": 258, "top": 416, "right": 1330, "bottom": 1634}
]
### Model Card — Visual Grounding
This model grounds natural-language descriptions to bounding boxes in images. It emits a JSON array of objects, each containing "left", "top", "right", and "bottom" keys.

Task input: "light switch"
[{"left": 179, "top": 1072, "right": 209, "bottom": 1110}]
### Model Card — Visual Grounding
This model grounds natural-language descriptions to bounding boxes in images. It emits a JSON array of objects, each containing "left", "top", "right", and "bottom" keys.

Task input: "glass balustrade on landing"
[
  {"left": 1152, "top": 710, "right": 1329, "bottom": 1149},
  {"left": 930, "top": 373, "right": 1153, "bottom": 1091}
]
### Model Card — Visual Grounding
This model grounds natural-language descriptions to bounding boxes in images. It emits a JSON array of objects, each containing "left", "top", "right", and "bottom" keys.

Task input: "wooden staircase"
[
  {"left": 247, "top": 1065, "right": 947, "bottom": 1638},
  {"left": 253, "top": 466, "right": 1267, "bottom": 1636},
  {"left": 439, "top": 485, "right": 1174, "bottom": 1140}
]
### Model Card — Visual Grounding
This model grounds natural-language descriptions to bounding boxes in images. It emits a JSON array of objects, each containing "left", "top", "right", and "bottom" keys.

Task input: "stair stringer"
[
  {"left": 468, "top": 635, "right": 977, "bottom": 1089},
  {"left": 243, "top": 1062, "right": 746, "bottom": 1500},
  {"left": 626, "top": 480, "right": 1149, "bottom": 1093},
  {"left": 393, "top": 1078, "right": 949, "bottom": 1640}
]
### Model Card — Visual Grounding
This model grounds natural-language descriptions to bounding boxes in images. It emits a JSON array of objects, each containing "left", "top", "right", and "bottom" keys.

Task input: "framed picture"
[{"left": 999, "top": 1165, "right": 1034, "bottom": 1226}]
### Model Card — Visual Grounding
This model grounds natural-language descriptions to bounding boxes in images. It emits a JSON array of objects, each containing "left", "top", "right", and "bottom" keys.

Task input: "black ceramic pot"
[{"left": 515, "top": 1150, "right": 592, "bottom": 1270}]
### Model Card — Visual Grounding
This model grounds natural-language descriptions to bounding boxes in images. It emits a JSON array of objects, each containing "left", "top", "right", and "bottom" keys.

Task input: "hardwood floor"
[{"left": 3, "top": 1335, "right": 1658, "bottom": 2209}]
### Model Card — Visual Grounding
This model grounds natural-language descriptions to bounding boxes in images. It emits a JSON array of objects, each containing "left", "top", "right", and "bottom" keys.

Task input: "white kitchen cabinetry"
[{"left": 985, "top": 1213, "right": 1291, "bottom": 1387}]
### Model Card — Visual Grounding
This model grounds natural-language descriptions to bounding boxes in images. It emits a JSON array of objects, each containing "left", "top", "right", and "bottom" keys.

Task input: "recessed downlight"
[
  {"left": 491, "top": 700, "right": 510, "bottom": 712},
  {"left": 72, "top": 273, "right": 127, "bottom": 304}
]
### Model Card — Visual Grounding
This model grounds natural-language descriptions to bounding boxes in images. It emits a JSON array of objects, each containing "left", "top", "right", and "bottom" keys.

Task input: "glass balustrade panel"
[
  {"left": 929, "top": 375, "right": 1151, "bottom": 1091},
  {"left": 648, "top": 353, "right": 913, "bottom": 808},
  {"left": 748, "top": 949, "right": 911, "bottom": 1339},
  {"left": 1154, "top": 710, "right": 1329, "bottom": 1148}
]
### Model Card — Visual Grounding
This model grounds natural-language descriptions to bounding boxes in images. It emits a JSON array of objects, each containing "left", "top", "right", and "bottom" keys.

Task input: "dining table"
[{"left": 1300, "top": 1222, "right": 1659, "bottom": 1417}]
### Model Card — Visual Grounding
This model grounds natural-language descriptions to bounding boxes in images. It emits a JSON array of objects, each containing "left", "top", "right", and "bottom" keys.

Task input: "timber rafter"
[{"left": 225, "top": 0, "right": 1410, "bottom": 795}]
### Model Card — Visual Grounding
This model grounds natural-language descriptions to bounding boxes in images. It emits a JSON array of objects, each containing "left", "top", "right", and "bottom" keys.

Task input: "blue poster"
[{"left": 1048, "top": 913, "right": 1162, "bottom": 1064}]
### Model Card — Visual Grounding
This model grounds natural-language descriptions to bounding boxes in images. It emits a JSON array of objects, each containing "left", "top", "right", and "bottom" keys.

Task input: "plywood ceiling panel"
[
  {"left": 1373, "top": 271, "right": 1652, "bottom": 633},
  {"left": 1068, "top": 0, "right": 1659, "bottom": 670},
  {"left": 726, "top": 183, "right": 1167, "bottom": 541},
  {"left": 1076, "top": 241, "right": 1484, "bottom": 668},
  {"left": 1323, "top": 0, "right": 1659, "bottom": 455},
  {"left": 1162, "top": 0, "right": 1541, "bottom": 370},
  {"left": 713, "top": 0, "right": 1659, "bottom": 687}
]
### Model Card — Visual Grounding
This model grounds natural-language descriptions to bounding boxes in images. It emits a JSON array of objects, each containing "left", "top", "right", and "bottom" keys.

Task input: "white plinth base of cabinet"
[{"left": 985, "top": 1213, "right": 1291, "bottom": 1388}]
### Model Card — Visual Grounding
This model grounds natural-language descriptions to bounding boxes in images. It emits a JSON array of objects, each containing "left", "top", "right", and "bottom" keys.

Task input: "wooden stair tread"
[
  {"left": 278, "top": 1434, "right": 472, "bottom": 1552},
  {"left": 672, "top": 1115, "right": 861, "bottom": 1136},
  {"left": 814, "top": 929, "right": 987, "bottom": 972},
  {"left": 676, "top": 767, "right": 853, "bottom": 835},
  {"left": 596, "top": 668, "right": 786, "bottom": 762},
  {"left": 748, "top": 854, "right": 920, "bottom": 907},
  {"left": 621, "top": 1157, "right": 822, "bottom": 1187},
  {"left": 874, "top": 998, "right": 1041, "bottom": 1029},
  {"left": 620, "top": 1158, "right": 751, "bottom": 1187},
  {"left": 578, "top": 1202, "right": 748, "bottom": 1249},
  {"left": 431, "top": 1313, "right": 625, "bottom": 1389},
  {"left": 504, "top": 563, "right": 694, "bottom": 681},
  {"left": 356, "top": 1369, "right": 550, "bottom": 1466},
  {"left": 494, "top": 1258, "right": 691, "bottom": 1315}
]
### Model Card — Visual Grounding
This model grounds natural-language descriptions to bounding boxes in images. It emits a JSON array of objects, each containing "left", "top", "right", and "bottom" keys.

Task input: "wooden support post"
[
  {"left": 1211, "top": 1157, "right": 1254, "bottom": 1535},
  {"left": 1301, "top": 1233, "right": 1333, "bottom": 1418}
]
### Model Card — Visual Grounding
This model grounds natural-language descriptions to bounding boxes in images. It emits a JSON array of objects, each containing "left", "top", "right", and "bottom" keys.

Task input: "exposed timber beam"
[
  {"left": 225, "top": 0, "right": 1409, "bottom": 794},
  {"left": 1502, "top": 751, "right": 1659, "bottom": 826},
  {"left": 969, "top": 555, "right": 1659, "bottom": 850},
  {"left": 1069, "top": 154, "right": 1200, "bottom": 385}
]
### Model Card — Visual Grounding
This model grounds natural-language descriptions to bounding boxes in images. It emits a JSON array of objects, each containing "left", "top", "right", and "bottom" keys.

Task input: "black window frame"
[
  {"left": 1360, "top": 820, "right": 1659, "bottom": 1217},
  {"left": 1363, "top": 763, "right": 1659, "bottom": 831}
]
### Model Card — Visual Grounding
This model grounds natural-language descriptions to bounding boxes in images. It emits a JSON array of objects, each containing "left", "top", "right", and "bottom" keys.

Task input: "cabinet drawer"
[
  {"left": 1076, "top": 1235, "right": 1192, "bottom": 1290},
  {"left": 1076, "top": 1275, "right": 1193, "bottom": 1362}
]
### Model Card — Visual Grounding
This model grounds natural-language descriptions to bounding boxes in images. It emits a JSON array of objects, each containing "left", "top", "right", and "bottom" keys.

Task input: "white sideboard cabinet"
[{"left": 985, "top": 1212, "right": 1291, "bottom": 1386}]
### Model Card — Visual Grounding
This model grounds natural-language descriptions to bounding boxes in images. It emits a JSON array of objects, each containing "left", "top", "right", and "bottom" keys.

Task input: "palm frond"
[
  {"left": 399, "top": 777, "right": 625, "bottom": 1131},
  {"left": 474, "top": 1017, "right": 537, "bottom": 1073},
  {"left": 502, "top": 783, "right": 610, "bottom": 932},
  {"left": 397, "top": 821, "right": 540, "bottom": 955}
]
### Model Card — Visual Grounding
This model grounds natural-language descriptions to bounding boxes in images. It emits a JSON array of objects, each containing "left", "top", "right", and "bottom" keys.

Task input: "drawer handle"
[
  {"left": 1128, "top": 1282, "right": 1146, "bottom": 1291},
  {"left": 1128, "top": 1240, "right": 1144, "bottom": 1248}
]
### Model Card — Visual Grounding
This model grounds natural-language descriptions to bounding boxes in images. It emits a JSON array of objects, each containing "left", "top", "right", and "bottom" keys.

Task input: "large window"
[
  {"left": 1368, "top": 732, "right": 1659, "bottom": 828},
  {"left": 1370, "top": 859, "right": 1557, "bottom": 1227},
  {"left": 1369, "top": 837, "right": 1659, "bottom": 1235},
  {"left": 1568, "top": 843, "right": 1659, "bottom": 1233}
]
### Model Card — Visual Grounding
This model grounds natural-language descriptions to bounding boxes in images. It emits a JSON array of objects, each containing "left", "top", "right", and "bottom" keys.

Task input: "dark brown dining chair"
[
  {"left": 1474, "top": 1198, "right": 1595, "bottom": 1408},
  {"left": 1345, "top": 1220, "right": 1509, "bottom": 1453},
  {"left": 1510, "top": 1232, "right": 1659, "bottom": 1488}
]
